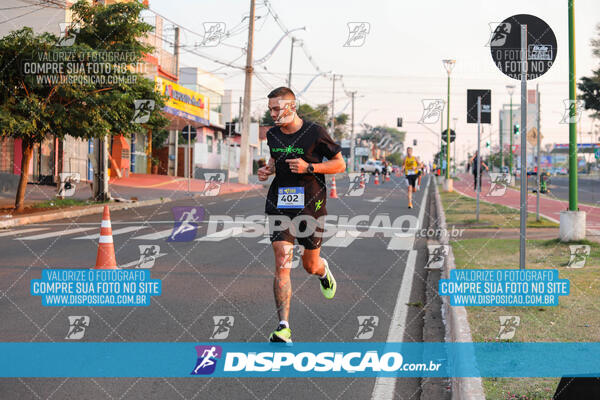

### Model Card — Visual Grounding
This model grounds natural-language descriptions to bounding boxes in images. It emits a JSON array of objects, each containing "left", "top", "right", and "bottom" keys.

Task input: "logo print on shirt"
[
  {"left": 273, "top": 145, "right": 304, "bottom": 155},
  {"left": 315, "top": 200, "right": 323, "bottom": 212}
]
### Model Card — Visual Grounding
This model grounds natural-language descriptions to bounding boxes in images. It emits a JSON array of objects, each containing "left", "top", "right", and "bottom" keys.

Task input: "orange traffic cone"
[
  {"left": 359, "top": 173, "right": 365, "bottom": 189},
  {"left": 386, "top": 171, "right": 391, "bottom": 182},
  {"left": 330, "top": 176, "right": 338, "bottom": 198},
  {"left": 95, "top": 205, "right": 118, "bottom": 269},
  {"left": 374, "top": 172, "right": 379, "bottom": 185}
]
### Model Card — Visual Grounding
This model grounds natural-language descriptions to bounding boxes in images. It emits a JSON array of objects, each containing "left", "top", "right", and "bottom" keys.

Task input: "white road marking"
[
  {"left": 386, "top": 233, "right": 415, "bottom": 250},
  {"left": 371, "top": 176, "right": 430, "bottom": 400},
  {"left": 366, "top": 196, "right": 384, "bottom": 203},
  {"left": 133, "top": 228, "right": 174, "bottom": 240},
  {"left": 74, "top": 226, "right": 147, "bottom": 240},
  {"left": 17, "top": 227, "right": 95, "bottom": 241},
  {"left": 322, "top": 230, "right": 361, "bottom": 248},
  {"left": 0, "top": 227, "right": 47, "bottom": 237},
  {"left": 196, "top": 226, "right": 244, "bottom": 242},
  {"left": 371, "top": 249, "right": 418, "bottom": 400}
]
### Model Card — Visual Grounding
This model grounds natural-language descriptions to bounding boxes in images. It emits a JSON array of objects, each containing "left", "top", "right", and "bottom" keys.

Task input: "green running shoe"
[
  {"left": 269, "top": 324, "right": 292, "bottom": 343},
  {"left": 319, "top": 259, "right": 336, "bottom": 299}
]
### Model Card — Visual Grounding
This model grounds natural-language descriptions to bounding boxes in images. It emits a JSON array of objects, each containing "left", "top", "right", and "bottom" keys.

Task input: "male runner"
[
  {"left": 400, "top": 147, "right": 419, "bottom": 208},
  {"left": 415, "top": 156, "right": 424, "bottom": 191},
  {"left": 258, "top": 87, "right": 346, "bottom": 343}
]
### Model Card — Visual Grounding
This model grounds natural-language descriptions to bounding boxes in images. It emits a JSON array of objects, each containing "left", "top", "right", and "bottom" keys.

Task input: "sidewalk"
[
  {"left": 0, "top": 173, "right": 263, "bottom": 227},
  {"left": 452, "top": 173, "right": 600, "bottom": 239}
]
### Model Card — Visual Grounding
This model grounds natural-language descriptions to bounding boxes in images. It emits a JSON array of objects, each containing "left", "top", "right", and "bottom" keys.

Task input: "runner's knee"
[
  {"left": 301, "top": 252, "right": 322, "bottom": 275},
  {"left": 273, "top": 241, "right": 293, "bottom": 271}
]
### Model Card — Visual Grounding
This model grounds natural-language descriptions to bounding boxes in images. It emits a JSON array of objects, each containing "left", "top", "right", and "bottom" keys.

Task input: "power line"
[
  {"left": 262, "top": 0, "right": 325, "bottom": 75},
  {"left": 0, "top": 3, "right": 54, "bottom": 25}
]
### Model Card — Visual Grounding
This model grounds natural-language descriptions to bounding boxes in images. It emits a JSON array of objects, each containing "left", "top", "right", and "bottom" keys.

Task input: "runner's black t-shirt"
[{"left": 265, "top": 121, "right": 341, "bottom": 217}]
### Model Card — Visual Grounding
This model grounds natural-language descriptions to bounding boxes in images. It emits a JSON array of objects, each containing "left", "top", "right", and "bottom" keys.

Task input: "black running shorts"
[
  {"left": 268, "top": 214, "right": 324, "bottom": 250},
  {"left": 406, "top": 175, "right": 418, "bottom": 188}
]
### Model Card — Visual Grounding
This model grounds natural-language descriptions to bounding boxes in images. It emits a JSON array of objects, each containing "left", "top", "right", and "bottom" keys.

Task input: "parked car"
[{"left": 359, "top": 159, "right": 384, "bottom": 174}]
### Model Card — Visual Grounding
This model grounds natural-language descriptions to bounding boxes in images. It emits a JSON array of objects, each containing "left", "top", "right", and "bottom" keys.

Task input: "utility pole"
[
  {"left": 239, "top": 0, "right": 256, "bottom": 185},
  {"left": 536, "top": 84, "right": 541, "bottom": 222},
  {"left": 350, "top": 91, "right": 356, "bottom": 172},
  {"left": 287, "top": 37, "right": 295, "bottom": 88},
  {"left": 476, "top": 97, "right": 481, "bottom": 221},
  {"left": 174, "top": 27, "right": 180, "bottom": 80},
  {"left": 330, "top": 74, "right": 337, "bottom": 137},
  {"left": 499, "top": 110, "right": 504, "bottom": 170}
]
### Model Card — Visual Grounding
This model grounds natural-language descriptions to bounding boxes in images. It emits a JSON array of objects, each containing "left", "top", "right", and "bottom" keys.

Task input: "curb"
[
  {"left": 0, "top": 186, "right": 261, "bottom": 230},
  {"left": 433, "top": 182, "right": 486, "bottom": 400}
]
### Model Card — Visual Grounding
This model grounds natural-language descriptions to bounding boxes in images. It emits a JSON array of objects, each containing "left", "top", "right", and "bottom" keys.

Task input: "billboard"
[{"left": 155, "top": 77, "right": 210, "bottom": 125}]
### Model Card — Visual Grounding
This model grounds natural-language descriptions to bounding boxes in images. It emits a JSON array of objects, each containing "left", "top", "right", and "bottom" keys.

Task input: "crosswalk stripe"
[
  {"left": 196, "top": 227, "right": 244, "bottom": 242},
  {"left": 386, "top": 234, "right": 415, "bottom": 250},
  {"left": 0, "top": 227, "right": 48, "bottom": 238},
  {"left": 17, "top": 227, "right": 95, "bottom": 241},
  {"left": 322, "top": 230, "right": 361, "bottom": 248},
  {"left": 133, "top": 228, "right": 174, "bottom": 240},
  {"left": 74, "top": 226, "right": 147, "bottom": 240}
]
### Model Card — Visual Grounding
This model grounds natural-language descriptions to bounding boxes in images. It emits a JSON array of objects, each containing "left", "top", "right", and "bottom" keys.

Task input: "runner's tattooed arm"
[{"left": 285, "top": 152, "right": 345, "bottom": 174}]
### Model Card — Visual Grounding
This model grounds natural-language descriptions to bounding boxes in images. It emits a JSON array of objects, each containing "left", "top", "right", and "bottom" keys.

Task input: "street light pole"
[
  {"left": 453, "top": 117, "right": 458, "bottom": 175},
  {"left": 442, "top": 59, "right": 455, "bottom": 190},
  {"left": 559, "top": 0, "right": 586, "bottom": 241},
  {"left": 287, "top": 37, "right": 295, "bottom": 88},
  {"left": 506, "top": 85, "right": 515, "bottom": 176},
  {"left": 568, "top": 0, "right": 578, "bottom": 211},
  {"left": 519, "top": 24, "right": 528, "bottom": 270},
  {"left": 347, "top": 91, "right": 357, "bottom": 172}
]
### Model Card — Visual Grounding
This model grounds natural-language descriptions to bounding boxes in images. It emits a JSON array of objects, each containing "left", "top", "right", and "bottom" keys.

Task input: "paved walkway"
[
  {"left": 0, "top": 173, "right": 263, "bottom": 214},
  {"left": 452, "top": 173, "right": 600, "bottom": 239}
]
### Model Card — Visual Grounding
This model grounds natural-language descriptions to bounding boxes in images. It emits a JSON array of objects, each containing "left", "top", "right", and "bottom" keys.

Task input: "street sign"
[
  {"left": 441, "top": 129, "right": 455, "bottom": 143},
  {"left": 467, "top": 89, "right": 491, "bottom": 123},
  {"left": 490, "top": 14, "right": 557, "bottom": 80},
  {"left": 595, "top": 148, "right": 600, "bottom": 160},
  {"left": 526, "top": 127, "right": 540, "bottom": 146}
]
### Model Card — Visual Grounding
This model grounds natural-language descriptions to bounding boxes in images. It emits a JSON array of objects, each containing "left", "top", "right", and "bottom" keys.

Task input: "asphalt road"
[
  {"left": 544, "top": 175, "right": 600, "bottom": 206},
  {"left": 0, "top": 174, "right": 436, "bottom": 400}
]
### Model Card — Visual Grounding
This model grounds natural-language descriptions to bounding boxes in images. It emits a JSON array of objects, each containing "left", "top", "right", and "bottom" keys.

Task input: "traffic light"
[
  {"left": 413, "top": 139, "right": 417, "bottom": 146},
  {"left": 397, "top": 117, "right": 403, "bottom": 127},
  {"left": 513, "top": 124, "right": 520, "bottom": 135}
]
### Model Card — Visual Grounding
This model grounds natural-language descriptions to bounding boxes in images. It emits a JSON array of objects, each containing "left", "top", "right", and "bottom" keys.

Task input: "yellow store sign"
[{"left": 155, "top": 77, "right": 210, "bottom": 124}]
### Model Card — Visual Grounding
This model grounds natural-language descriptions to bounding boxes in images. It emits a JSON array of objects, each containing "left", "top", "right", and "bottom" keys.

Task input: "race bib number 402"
[{"left": 277, "top": 187, "right": 304, "bottom": 209}]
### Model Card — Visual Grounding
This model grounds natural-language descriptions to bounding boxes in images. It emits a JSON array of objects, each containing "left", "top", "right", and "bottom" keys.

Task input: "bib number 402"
[{"left": 281, "top": 194, "right": 299, "bottom": 202}]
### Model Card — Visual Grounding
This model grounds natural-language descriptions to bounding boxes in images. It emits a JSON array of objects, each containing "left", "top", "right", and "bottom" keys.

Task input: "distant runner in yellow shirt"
[{"left": 400, "top": 147, "right": 420, "bottom": 209}]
